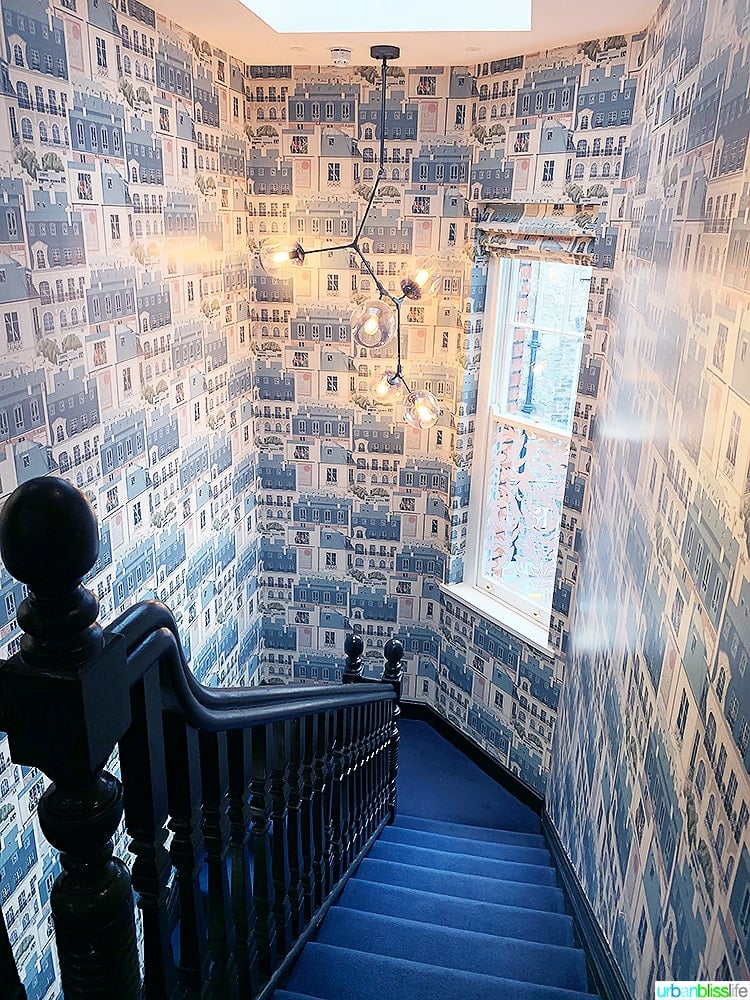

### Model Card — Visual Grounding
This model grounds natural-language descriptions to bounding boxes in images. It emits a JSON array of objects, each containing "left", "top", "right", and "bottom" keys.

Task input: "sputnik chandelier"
[{"left": 258, "top": 44, "right": 442, "bottom": 430}]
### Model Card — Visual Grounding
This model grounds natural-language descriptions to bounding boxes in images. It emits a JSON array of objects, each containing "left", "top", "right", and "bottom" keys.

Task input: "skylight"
[{"left": 242, "top": 0, "right": 531, "bottom": 34}]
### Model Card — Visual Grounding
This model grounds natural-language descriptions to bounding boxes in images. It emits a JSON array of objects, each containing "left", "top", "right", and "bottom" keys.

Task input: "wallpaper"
[
  {"left": 0, "top": 0, "right": 673, "bottom": 993},
  {"left": 548, "top": 0, "right": 750, "bottom": 992}
]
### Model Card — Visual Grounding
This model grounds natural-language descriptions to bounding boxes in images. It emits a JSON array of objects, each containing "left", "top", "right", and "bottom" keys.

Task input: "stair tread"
[
  {"left": 356, "top": 857, "right": 565, "bottom": 911},
  {"left": 381, "top": 824, "right": 551, "bottom": 864},
  {"left": 369, "top": 840, "right": 558, "bottom": 885},
  {"left": 339, "top": 878, "right": 575, "bottom": 947},
  {"left": 396, "top": 812, "right": 545, "bottom": 845},
  {"left": 319, "top": 907, "right": 588, "bottom": 990},
  {"left": 287, "top": 942, "right": 600, "bottom": 1000}
]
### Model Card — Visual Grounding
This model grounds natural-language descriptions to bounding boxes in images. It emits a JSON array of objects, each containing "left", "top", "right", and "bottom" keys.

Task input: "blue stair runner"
[{"left": 274, "top": 720, "right": 599, "bottom": 999}]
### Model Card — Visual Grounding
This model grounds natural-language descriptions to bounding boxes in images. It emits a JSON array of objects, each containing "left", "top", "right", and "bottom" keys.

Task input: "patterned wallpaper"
[
  {"left": 0, "top": 0, "right": 690, "bottom": 993},
  {"left": 548, "top": 0, "right": 750, "bottom": 992}
]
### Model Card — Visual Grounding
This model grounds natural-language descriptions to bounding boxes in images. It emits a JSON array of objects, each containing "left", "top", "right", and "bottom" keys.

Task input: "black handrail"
[{"left": 0, "top": 477, "right": 404, "bottom": 1000}]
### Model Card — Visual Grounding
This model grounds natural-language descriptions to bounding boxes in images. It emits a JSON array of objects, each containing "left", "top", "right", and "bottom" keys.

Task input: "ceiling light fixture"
[{"left": 258, "top": 44, "right": 442, "bottom": 430}]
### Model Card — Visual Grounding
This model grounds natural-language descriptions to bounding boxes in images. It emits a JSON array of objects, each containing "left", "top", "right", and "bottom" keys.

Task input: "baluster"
[
  {"left": 382, "top": 638, "right": 404, "bottom": 824},
  {"left": 298, "top": 714, "right": 316, "bottom": 922},
  {"left": 350, "top": 703, "right": 366, "bottom": 857},
  {"left": 269, "top": 720, "right": 293, "bottom": 958},
  {"left": 313, "top": 711, "right": 332, "bottom": 902},
  {"left": 249, "top": 724, "right": 277, "bottom": 979},
  {"left": 119, "top": 667, "right": 179, "bottom": 1000},
  {"left": 198, "top": 730, "right": 238, "bottom": 999},
  {"left": 328, "top": 708, "right": 346, "bottom": 885},
  {"left": 342, "top": 707, "right": 357, "bottom": 874},
  {"left": 286, "top": 717, "right": 305, "bottom": 939},
  {"left": 378, "top": 700, "right": 391, "bottom": 825},
  {"left": 0, "top": 478, "right": 140, "bottom": 999},
  {"left": 363, "top": 700, "right": 377, "bottom": 839},
  {"left": 163, "top": 714, "right": 211, "bottom": 998},
  {"left": 226, "top": 729, "right": 260, "bottom": 998}
]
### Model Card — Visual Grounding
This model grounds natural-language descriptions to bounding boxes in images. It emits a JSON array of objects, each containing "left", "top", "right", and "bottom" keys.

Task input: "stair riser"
[
  {"left": 369, "top": 841, "right": 558, "bottom": 885},
  {"left": 382, "top": 826, "right": 551, "bottom": 865},
  {"left": 318, "top": 907, "right": 589, "bottom": 991},
  {"left": 339, "top": 879, "right": 575, "bottom": 947},
  {"left": 357, "top": 858, "right": 566, "bottom": 913},
  {"left": 287, "top": 942, "right": 601, "bottom": 1000}
]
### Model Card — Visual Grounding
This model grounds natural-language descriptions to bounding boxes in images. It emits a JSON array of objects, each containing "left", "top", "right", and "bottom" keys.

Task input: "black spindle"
[
  {"left": 298, "top": 713, "right": 317, "bottom": 922},
  {"left": 163, "top": 714, "right": 211, "bottom": 998},
  {"left": 198, "top": 730, "right": 238, "bottom": 998},
  {"left": 286, "top": 717, "right": 305, "bottom": 939},
  {"left": 269, "top": 720, "right": 293, "bottom": 958},
  {"left": 313, "top": 711, "right": 333, "bottom": 902},
  {"left": 226, "top": 729, "right": 260, "bottom": 998},
  {"left": 382, "top": 638, "right": 404, "bottom": 824},
  {"left": 250, "top": 724, "right": 278, "bottom": 979},
  {"left": 328, "top": 708, "right": 346, "bottom": 884},
  {"left": 119, "top": 667, "right": 179, "bottom": 1000},
  {"left": 0, "top": 478, "right": 140, "bottom": 999}
]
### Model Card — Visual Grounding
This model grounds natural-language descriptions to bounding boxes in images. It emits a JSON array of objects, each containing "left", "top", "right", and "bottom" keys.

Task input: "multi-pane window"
[
  {"left": 463, "top": 257, "right": 590, "bottom": 633},
  {"left": 726, "top": 412, "right": 740, "bottom": 468}
]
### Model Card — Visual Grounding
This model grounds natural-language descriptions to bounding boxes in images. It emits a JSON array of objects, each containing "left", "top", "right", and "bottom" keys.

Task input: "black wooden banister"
[
  {"left": 110, "top": 601, "right": 392, "bottom": 725},
  {"left": 0, "top": 477, "right": 404, "bottom": 1000}
]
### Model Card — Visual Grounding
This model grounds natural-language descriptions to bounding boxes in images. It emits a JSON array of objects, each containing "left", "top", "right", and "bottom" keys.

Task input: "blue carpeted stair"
[{"left": 276, "top": 720, "right": 599, "bottom": 999}]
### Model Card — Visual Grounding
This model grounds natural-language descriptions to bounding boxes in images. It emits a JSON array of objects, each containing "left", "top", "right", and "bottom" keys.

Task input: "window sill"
[{"left": 441, "top": 583, "right": 556, "bottom": 658}]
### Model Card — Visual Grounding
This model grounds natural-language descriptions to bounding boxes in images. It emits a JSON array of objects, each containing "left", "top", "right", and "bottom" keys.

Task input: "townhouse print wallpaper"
[
  {"left": 0, "top": 0, "right": 742, "bottom": 996},
  {"left": 548, "top": 0, "right": 750, "bottom": 992}
]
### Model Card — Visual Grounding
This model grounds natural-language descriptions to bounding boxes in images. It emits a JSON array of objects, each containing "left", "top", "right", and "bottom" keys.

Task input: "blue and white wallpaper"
[
  {"left": 549, "top": 0, "right": 750, "bottom": 992},
  {"left": 2, "top": 0, "right": 740, "bottom": 993}
]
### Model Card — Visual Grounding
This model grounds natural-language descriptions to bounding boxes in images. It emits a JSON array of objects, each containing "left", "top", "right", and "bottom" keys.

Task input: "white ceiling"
[{"left": 152, "top": 0, "right": 657, "bottom": 67}]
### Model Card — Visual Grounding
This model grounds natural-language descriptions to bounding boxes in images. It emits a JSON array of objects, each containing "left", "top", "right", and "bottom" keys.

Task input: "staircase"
[{"left": 275, "top": 720, "right": 600, "bottom": 1000}]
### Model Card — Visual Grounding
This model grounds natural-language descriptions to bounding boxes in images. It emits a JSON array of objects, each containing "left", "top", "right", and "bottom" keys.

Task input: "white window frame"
[{"left": 445, "top": 254, "right": 590, "bottom": 652}]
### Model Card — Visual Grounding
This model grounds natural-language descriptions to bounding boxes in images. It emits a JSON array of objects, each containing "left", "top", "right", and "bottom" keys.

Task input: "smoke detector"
[{"left": 330, "top": 47, "right": 352, "bottom": 66}]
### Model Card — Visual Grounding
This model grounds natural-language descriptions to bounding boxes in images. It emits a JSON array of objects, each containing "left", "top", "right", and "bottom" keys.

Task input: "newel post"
[
  {"left": 0, "top": 477, "right": 141, "bottom": 999},
  {"left": 342, "top": 633, "right": 364, "bottom": 683},
  {"left": 381, "top": 639, "right": 403, "bottom": 824}
]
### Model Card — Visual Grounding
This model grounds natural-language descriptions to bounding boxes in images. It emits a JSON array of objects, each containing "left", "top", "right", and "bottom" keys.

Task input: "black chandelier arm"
[
  {"left": 353, "top": 164, "right": 385, "bottom": 245},
  {"left": 299, "top": 240, "right": 356, "bottom": 258}
]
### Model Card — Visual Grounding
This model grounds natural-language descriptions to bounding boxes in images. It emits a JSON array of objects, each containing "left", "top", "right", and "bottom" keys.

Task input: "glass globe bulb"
[
  {"left": 370, "top": 370, "right": 404, "bottom": 402},
  {"left": 259, "top": 239, "right": 305, "bottom": 275},
  {"left": 401, "top": 256, "right": 442, "bottom": 301},
  {"left": 403, "top": 390, "right": 440, "bottom": 429},
  {"left": 351, "top": 299, "right": 397, "bottom": 349}
]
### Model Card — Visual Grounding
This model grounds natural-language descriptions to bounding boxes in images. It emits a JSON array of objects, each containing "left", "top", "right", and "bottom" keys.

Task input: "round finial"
[
  {"left": 384, "top": 638, "right": 404, "bottom": 664},
  {"left": 344, "top": 634, "right": 364, "bottom": 659},
  {"left": 0, "top": 477, "right": 99, "bottom": 591}
]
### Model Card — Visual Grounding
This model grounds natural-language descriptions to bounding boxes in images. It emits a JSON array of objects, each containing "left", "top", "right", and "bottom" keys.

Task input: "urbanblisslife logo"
[{"left": 656, "top": 984, "right": 750, "bottom": 998}]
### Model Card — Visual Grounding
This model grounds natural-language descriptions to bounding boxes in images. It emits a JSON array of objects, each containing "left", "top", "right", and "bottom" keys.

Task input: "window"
[
  {"left": 110, "top": 215, "right": 120, "bottom": 241},
  {"left": 458, "top": 256, "right": 591, "bottom": 643},
  {"left": 327, "top": 162, "right": 340, "bottom": 183},
  {"left": 676, "top": 689, "right": 689, "bottom": 737},
  {"left": 726, "top": 412, "right": 740, "bottom": 468},
  {"left": 325, "top": 552, "right": 337, "bottom": 568},
  {"left": 96, "top": 37, "right": 107, "bottom": 69},
  {"left": 5, "top": 312, "right": 20, "bottom": 347}
]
